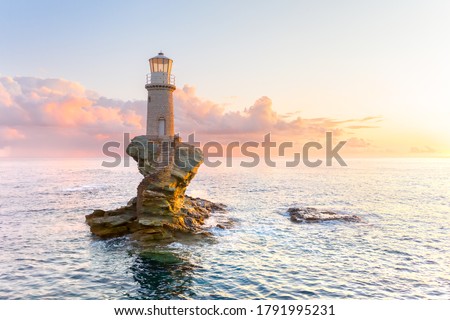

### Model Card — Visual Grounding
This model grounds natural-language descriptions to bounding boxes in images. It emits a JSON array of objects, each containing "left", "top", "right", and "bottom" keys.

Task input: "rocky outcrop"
[
  {"left": 287, "top": 207, "right": 361, "bottom": 223},
  {"left": 86, "top": 135, "right": 226, "bottom": 241},
  {"left": 86, "top": 195, "right": 226, "bottom": 240}
]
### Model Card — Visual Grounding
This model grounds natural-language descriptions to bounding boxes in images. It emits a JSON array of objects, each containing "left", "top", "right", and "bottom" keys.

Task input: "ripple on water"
[{"left": 0, "top": 158, "right": 449, "bottom": 299}]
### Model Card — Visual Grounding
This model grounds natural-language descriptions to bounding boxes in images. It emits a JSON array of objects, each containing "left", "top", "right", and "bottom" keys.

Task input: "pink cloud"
[
  {"left": 0, "top": 146, "right": 11, "bottom": 157},
  {"left": 0, "top": 81, "right": 14, "bottom": 107},
  {"left": 0, "top": 76, "right": 144, "bottom": 131},
  {"left": 0, "top": 76, "right": 381, "bottom": 157},
  {"left": 174, "top": 85, "right": 381, "bottom": 142},
  {"left": 0, "top": 127, "right": 26, "bottom": 140},
  {"left": 0, "top": 76, "right": 145, "bottom": 156}
]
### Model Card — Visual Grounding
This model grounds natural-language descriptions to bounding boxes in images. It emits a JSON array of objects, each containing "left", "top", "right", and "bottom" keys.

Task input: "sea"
[{"left": 0, "top": 158, "right": 449, "bottom": 299}]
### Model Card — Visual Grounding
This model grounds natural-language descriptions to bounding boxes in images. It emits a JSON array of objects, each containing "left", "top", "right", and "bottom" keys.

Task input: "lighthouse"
[{"left": 145, "top": 52, "right": 176, "bottom": 139}]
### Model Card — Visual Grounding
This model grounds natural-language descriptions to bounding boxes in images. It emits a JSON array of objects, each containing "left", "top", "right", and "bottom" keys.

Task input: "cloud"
[
  {"left": 0, "top": 80, "right": 14, "bottom": 107},
  {"left": 0, "top": 146, "right": 11, "bottom": 157},
  {"left": 410, "top": 146, "right": 436, "bottom": 154},
  {"left": 0, "top": 76, "right": 381, "bottom": 157},
  {"left": 174, "top": 85, "right": 381, "bottom": 141},
  {"left": 346, "top": 137, "right": 371, "bottom": 148},
  {"left": 0, "top": 76, "right": 146, "bottom": 156},
  {"left": 0, "top": 76, "right": 144, "bottom": 132},
  {"left": 0, "top": 127, "right": 25, "bottom": 140},
  {"left": 346, "top": 125, "right": 380, "bottom": 129}
]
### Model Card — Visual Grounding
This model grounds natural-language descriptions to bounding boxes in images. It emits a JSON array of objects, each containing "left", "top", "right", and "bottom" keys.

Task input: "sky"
[{"left": 0, "top": 0, "right": 449, "bottom": 157}]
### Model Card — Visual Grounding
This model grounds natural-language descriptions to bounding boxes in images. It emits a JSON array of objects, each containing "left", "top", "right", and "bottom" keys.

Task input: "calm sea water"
[{"left": 0, "top": 158, "right": 449, "bottom": 299}]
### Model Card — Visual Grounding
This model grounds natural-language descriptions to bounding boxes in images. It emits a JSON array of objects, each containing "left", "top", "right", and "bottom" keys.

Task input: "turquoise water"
[{"left": 0, "top": 158, "right": 449, "bottom": 299}]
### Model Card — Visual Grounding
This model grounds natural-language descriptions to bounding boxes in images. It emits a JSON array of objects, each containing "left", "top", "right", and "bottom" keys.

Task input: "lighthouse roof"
[{"left": 151, "top": 52, "right": 171, "bottom": 60}]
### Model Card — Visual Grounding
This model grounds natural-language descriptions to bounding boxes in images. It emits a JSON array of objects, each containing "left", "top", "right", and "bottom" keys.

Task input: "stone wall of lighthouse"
[{"left": 145, "top": 84, "right": 175, "bottom": 138}]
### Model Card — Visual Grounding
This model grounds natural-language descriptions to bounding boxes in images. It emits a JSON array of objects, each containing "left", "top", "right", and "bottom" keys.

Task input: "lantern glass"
[{"left": 151, "top": 57, "right": 172, "bottom": 73}]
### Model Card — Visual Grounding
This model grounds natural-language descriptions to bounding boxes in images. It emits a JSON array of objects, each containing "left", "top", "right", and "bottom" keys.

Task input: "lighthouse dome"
[{"left": 151, "top": 52, "right": 170, "bottom": 60}]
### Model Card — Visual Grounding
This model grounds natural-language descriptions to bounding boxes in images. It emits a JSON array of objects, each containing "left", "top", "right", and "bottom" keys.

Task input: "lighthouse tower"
[{"left": 145, "top": 52, "right": 176, "bottom": 139}]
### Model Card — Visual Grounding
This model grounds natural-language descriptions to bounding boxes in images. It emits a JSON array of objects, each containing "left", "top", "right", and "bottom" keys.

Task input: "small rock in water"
[{"left": 287, "top": 207, "right": 361, "bottom": 223}]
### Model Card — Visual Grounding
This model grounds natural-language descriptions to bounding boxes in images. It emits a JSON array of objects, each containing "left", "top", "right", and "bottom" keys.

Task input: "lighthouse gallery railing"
[{"left": 146, "top": 74, "right": 176, "bottom": 86}]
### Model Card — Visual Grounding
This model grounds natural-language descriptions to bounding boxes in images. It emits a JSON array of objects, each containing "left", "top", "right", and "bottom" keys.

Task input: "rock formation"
[
  {"left": 86, "top": 136, "right": 226, "bottom": 241},
  {"left": 287, "top": 207, "right": 361, "bottom": 223}
]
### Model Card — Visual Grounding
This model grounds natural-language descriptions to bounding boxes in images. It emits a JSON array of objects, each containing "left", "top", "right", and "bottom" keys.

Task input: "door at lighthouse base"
[{"left": 158, "top": 118, "right": 166, "bottom": 136}]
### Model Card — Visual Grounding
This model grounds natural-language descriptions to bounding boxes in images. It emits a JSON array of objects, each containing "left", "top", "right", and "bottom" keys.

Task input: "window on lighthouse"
[
  {"left": 151, "top": 58, "right": 172, "bottom": 73},
  {"left": 151, "top": 59, "right": 162, "bottom": 72},
  {"left": 158, "top": 118, "right": 166, "bottom": 136}
]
